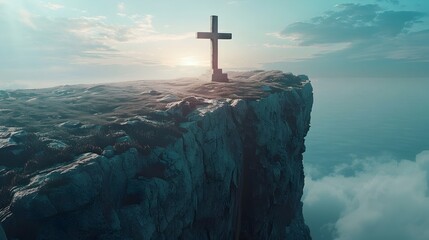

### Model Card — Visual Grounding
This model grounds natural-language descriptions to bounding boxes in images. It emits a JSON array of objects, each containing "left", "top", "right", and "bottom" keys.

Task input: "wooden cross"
[{"left": 197, "top": 15, "right": 232, "bottom": 82}]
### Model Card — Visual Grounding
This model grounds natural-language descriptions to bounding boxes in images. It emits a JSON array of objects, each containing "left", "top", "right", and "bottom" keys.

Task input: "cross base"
[{"left": 212, "top": 69, "right": 229, "bottom": 82}]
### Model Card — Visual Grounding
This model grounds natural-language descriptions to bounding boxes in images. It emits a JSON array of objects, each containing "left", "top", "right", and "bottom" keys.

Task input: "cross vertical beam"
[
  {"left": 211, "top": 16, "right": 218, "bottom": 70},
  {"left": 197, "top": 15, "right": 232, "bottom": 82}
]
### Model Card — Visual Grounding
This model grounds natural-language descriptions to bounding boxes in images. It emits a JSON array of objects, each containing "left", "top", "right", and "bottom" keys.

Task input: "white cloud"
[
  {"left": 44, "top": 3, "right": 64, "bottom": 10},
  {"left": 118, "top": 2, "right": 125, "bottom": 12},
  {"left": 304, "top": 151, "right": 429, "bottom": 240},
  {"left": 264, "top": 42, "right": 351, "bottom": 51},
  {"left": 117, "top": 2, "right": 127, "bottom": 17},
  {"left": 261, "top": 42, "right": 352, "bottom": 63},
  {"left": 67, "top": 14, "right": 192, "bottom": 45},
  {"left": 4, "top": 11, "right": 194, "bottom": 67},
  {"left": 266, "top": 32, "right": 300, "bottom": 41},
  {"left": 263, "top": 43, "right": 296, "bottom": 49},
  {"left": 377, "top": 0, "right": 399, "bottom": 4},
  {"left": 281, "top": 4, "right": 425, "bottom": 46},
  {"left": 264, "top": 3, "right": 429, "bottom": 76},
  {"left": 0, "top": 5, "right": 205, "bottom": 85},
  {"left": 273, "top": 3, "right": 429, "bottom": 61},
  {"left": 19, "top": 9, "right": 37, "bottom": 29}
]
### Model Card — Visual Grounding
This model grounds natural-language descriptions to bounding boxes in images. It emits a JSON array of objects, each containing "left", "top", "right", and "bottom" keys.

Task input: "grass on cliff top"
[{"left": 0, "top": 70, "right": 306, "bottom": 131}]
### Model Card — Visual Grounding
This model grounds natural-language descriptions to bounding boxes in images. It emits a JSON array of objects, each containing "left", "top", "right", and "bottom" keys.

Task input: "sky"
[{"left": 1, "top": 0, "right": 429, "bottom": 89}]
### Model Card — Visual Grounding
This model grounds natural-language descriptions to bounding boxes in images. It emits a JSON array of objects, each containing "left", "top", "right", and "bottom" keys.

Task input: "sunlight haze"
[{"left": 1, "top": 0, "right": 429, "bottom": 88}]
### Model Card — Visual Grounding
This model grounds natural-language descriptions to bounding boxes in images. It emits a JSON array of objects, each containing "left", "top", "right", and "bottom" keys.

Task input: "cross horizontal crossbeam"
[{"left": 197, "top": 32, "right": 232, "bottom": 40}]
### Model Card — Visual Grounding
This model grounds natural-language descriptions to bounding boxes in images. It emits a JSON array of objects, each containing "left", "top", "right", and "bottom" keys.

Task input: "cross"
[{"left": 197, "top": 15, "right": 232, "bottom": 82}]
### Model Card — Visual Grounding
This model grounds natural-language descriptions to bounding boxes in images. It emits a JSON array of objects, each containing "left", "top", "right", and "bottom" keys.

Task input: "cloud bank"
[
  {"left": 0, "top": 3, "right": 201, "bottom": 88},
  {"left": 304, "top": 151, "right": 429, "bottom": 240},
  {"left": 281, "top": 4, "right": 424, "bottom": 46},
  {"left": 2, "top": 11, "right": 192, "bottom": 66},
  {"left": 265, "top": 3, "right": 429, "bottom": 77}
]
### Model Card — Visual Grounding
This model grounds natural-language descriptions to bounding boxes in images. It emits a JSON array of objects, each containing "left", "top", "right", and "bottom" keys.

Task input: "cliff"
[{"left": 0, "top": 70, "right": 313, "bottom": 239}]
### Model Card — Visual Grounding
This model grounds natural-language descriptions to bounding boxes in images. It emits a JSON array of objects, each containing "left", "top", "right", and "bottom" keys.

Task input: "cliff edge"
[{"left": 0, "top": 70, "right": 313, "bottom": 239}]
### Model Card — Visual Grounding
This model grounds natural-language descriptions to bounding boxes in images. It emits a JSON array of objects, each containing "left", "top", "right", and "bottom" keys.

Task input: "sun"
[{"left": 179, "top": 56, "right": 201, "bottom": 66}]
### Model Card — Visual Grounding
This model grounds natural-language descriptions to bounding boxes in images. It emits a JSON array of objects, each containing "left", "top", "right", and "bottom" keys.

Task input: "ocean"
[
  {"left": 304, "top": 77, "right": 429, "bottom": 176},
  {"left": 302, "top": 77, "right": 429, "bottom": 240}
]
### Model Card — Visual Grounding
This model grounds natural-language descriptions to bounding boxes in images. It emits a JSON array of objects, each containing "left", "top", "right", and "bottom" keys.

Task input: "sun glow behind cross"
[{"left": 179, "top": 56, "right": 202, "bottom": 66}]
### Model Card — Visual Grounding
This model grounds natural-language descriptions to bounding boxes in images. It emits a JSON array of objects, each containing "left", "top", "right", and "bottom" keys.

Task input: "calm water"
[{"left": 303, "top": 77, "right": 429, "bottom": 177}]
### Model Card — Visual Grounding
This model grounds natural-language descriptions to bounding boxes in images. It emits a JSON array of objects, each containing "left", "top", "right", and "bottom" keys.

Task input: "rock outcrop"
[{"left": 0, "top": 71, "right": 313, "bottom": 239}]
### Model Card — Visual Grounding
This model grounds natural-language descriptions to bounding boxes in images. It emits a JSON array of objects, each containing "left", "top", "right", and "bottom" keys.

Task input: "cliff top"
[
  {"left": 0, "top": 70, "right": 307, "bottom": 131},
  {"left": 0, "top": 70, "right": 309, "bottom": 211}
]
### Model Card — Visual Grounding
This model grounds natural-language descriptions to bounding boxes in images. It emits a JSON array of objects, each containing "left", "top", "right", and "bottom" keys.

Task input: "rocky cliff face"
[{"left": 0, "top": 71, "right": 313, "bottom": 239}]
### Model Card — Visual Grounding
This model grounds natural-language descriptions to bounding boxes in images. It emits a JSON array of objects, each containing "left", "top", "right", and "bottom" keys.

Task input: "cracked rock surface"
[{"left": 0, "top": 71, "right": 313, "bottom": 239}]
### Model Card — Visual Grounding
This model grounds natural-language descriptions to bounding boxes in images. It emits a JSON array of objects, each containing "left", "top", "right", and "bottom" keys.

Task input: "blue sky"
[{"left": 1, "top": 0, "right": 429, "bottom": 88}]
